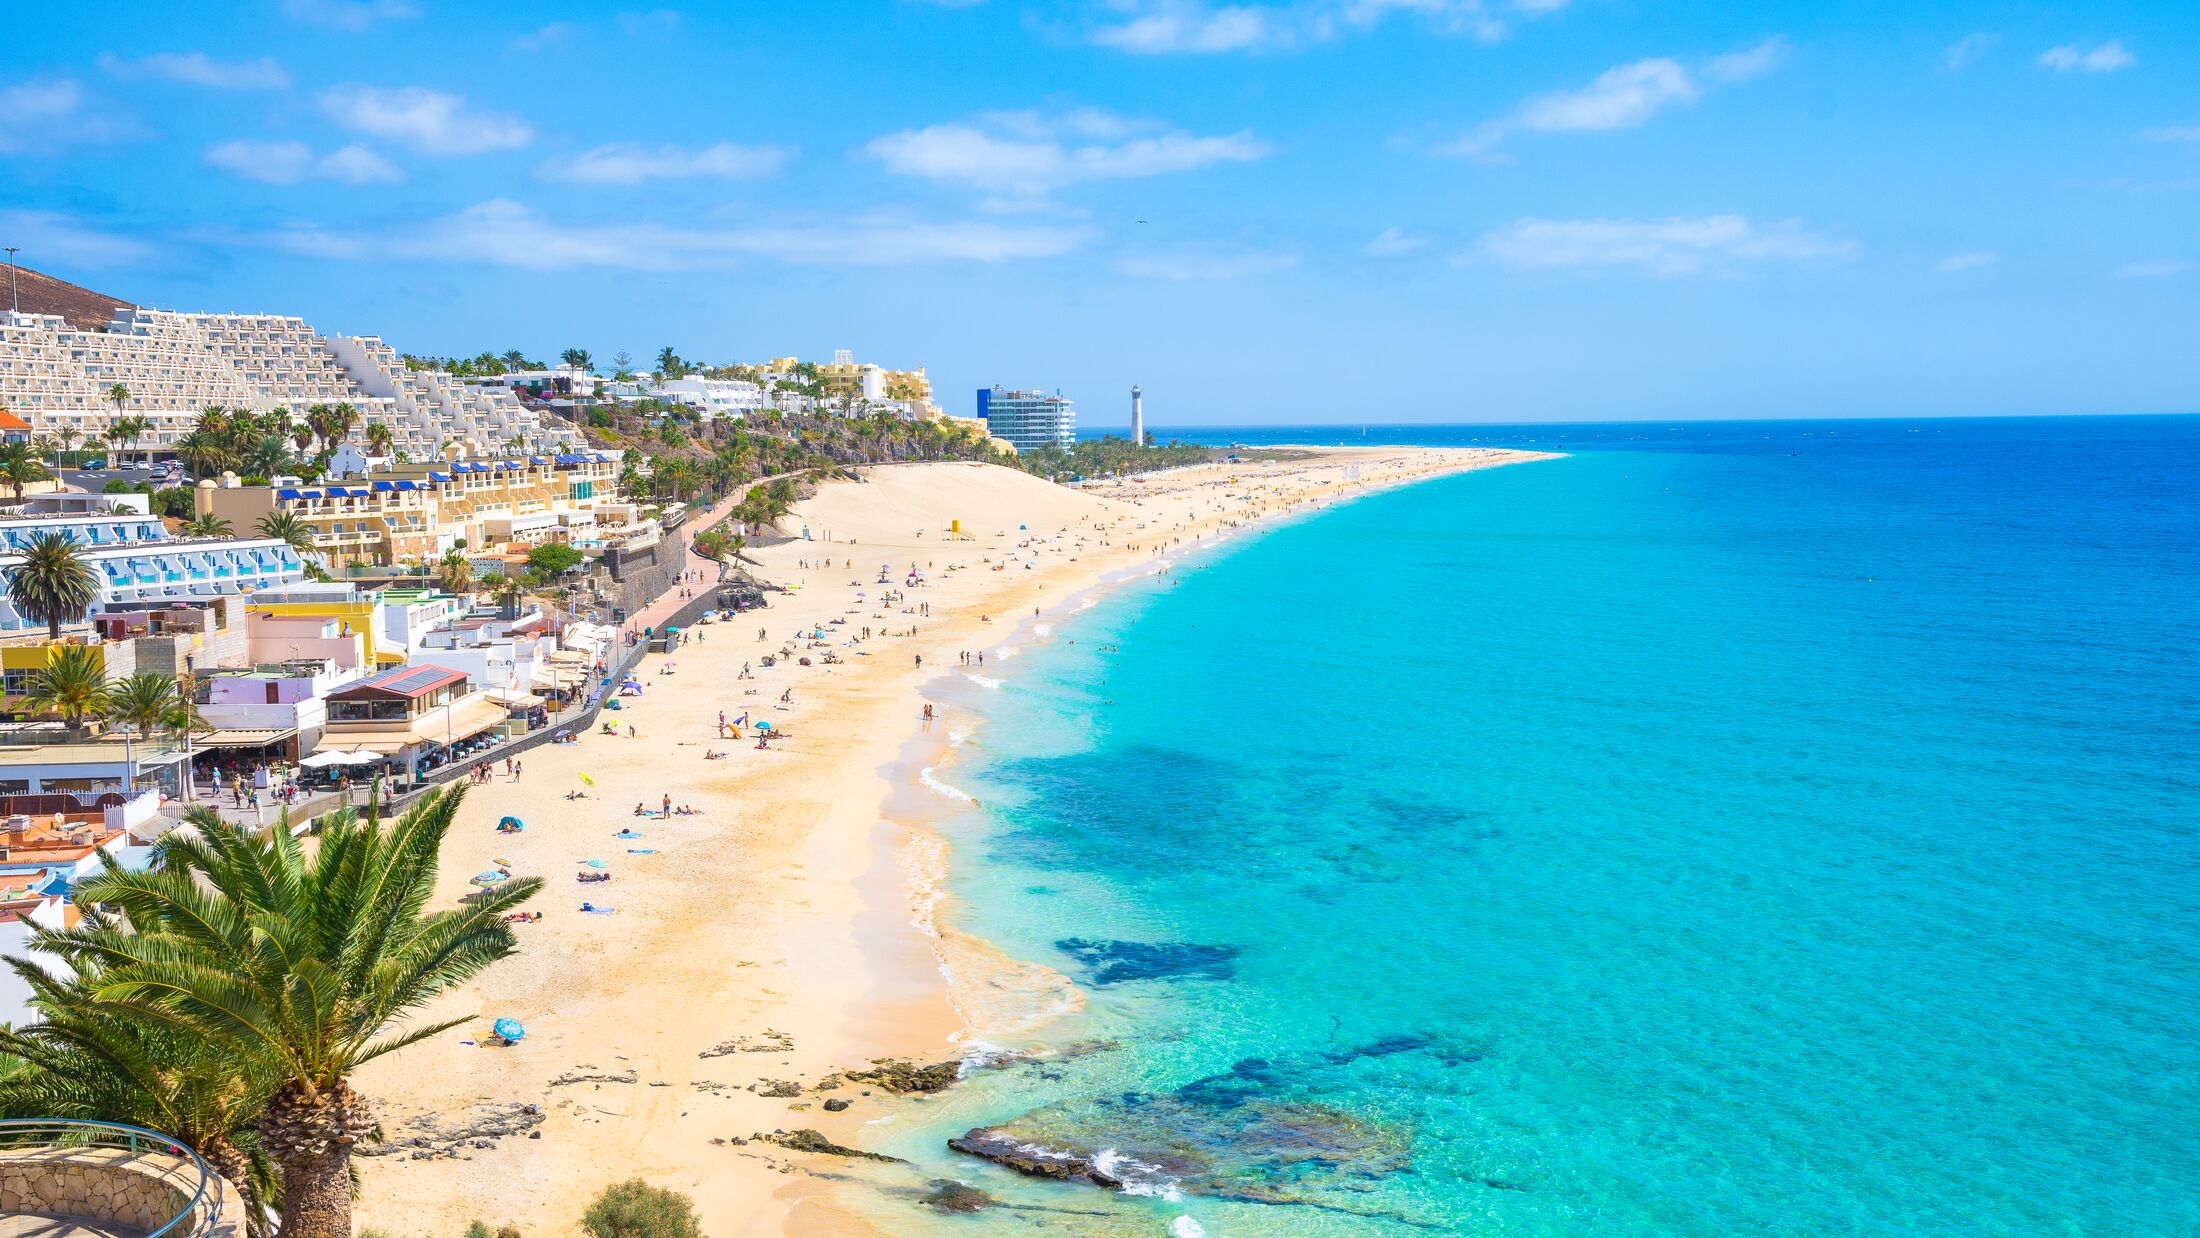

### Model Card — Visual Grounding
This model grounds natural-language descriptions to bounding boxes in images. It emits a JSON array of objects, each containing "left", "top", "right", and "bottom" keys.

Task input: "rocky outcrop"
[
  {"left": 843, "top": 1059, "right": 960, "bottom": 1094},
  {"left": 944, "top": 1129, "right": 1124, "bottom": 1189},
  {"left": 753, "top": 1129, "right": 902, "bottom": 1162}
]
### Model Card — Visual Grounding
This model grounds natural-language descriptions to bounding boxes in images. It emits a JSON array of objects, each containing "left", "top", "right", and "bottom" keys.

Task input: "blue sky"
[{"left": 6, "top": 1, "right": 2197, "bottom": 425}]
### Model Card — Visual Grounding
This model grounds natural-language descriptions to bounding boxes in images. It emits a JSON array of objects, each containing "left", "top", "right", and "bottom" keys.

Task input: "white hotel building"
[
  {"left": 0, "top": 496, "right": 306, "bottom": 633},
  {"left": 0, "top": 307, "right": 555, "bottom": 459}
]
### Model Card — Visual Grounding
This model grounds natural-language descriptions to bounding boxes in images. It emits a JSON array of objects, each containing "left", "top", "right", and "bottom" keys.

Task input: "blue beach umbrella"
[
  {"left": 470, "top": 870, "right": 508, "bottom": 887},
  {"left": 498, "top": 816, "right": 523, "bottom": 830},
  {"left": 493, "top": 1018, "right": 525, "bottom": 1042},
  {"left": 581, "top": 859, "right": 608, "bottom": 869},
  {"left": 615, "top": 829, "right": 642, "bottom": 840}
]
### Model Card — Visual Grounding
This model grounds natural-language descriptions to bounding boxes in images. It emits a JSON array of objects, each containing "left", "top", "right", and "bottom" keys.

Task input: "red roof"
[
  {"left": 0, "top": 411, "right": 31, "bottom": 430},
  {"left": 329, "top": 665, "right": 468, "bottom": 700}
]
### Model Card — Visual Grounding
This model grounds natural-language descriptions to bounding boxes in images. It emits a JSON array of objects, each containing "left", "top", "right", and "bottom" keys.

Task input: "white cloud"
[
  {"left": 1942, "top": 32, "right": 1999, "bottom": 71},
  {"left": 1439, "top": 42, "right": 1782, "bottom": 157},
  {"left": 615, "top": 9, "right": 684, "bottom": 37},
  {"left": 1085, "top": 0, "right": 1558, "bottom": 55},
  {"left": 866, "top": 108, "right": 1269, "bottom": 194},
  {"left": 1114, "top": 248, "right": 1298, "bottom": 279},
  {"left": 0, "top": 78, "right": 128, "bottom": 155},
  {"left": 281, "top": 0, "right": 418, "bottom": 30},
  {"left": 2115, "top": 259, "right": 2192, "bottom": 279},
  {"left": 98, "top": 52, "right": 290, "bottom": 90},
  {"left": 538, "top": 142, "right": 791, "bottom": 184},
  {"left": 1475, "top": 215, "right": 1852, "bottom": 277},
  {"left": 0, "top": 209, "right": 156, "bottom": 269},
  {"left": 1934, "top": 250, "right": 2001, "bottom": 273},
  {"left": 1707, "top": 37, "right": 1790, "bottom": 83},
  {"left": 2039, "top": 41, "right": 2133, "bottom": 73},
  {"left": 205, "top": 139, "right": 403, "bottom": 184},
  {"left": 245, "top": 199, "right": 1094, "bottom": 269},
  {"left": 1366, "top": 226, "right": 1430, "bottom": 256},
  {"left": 510, "top": 22, "right": 579, "bottom": 52},
  {"left": 1517, "top": 58, "right": 1697, "bottom": 132},
  {"left": 319, "top": 85, "right": 532, "bottom": 155},
  {"left": 317, "top": 144, "right": 403, "bottom": 183},
  {"left": 2140, "top": 124, "right": 2200, "bottom": 143}
]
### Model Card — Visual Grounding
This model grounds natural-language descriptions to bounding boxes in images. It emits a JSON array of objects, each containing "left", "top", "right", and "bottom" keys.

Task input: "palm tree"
[
  {"left": 26, "top": 645, "right": 111, "bottom": 735},
  {"left": 104, "top": 382, "right": 130, "bottom": 444},
  {"left": 52, "top": 424, "right": 81, "bottom": 464},
  {"left": 257, "top": 511, "right": 316, "bottom": 561},
  {"left": 330, "top": 403, "right": 359, "bottom": 450},
  {"left": 502, "top": 349, "right": 527, "bottom": 371},
  {"left": 561, "top": 348, "right": 592, "bottom": 372},
  {"left": 244, "top": 434, "right": 290, "bottom": 479},
  {"left": 105, "top": 672, "right": 207, "bottom": 741},
  {"left": 174, "top": 430, "right": 230, "bottom": 482},
  {"left": 290, "top": 418, "right": 316, "bottom": 455},
  {"left": 7, "top": 531, "right": 98, "bottom": 640},
  {"left": 40, "top": 789, "right": 540, "bottom": 1238},
  {"left": 304, "top": 404, "right": 338, "bottom": 453},
  {"left": 434, "top": 549, "right": 472, "bottom": 595},
  {"left": 655, "top": 346, "right": 681, "bottom": 377},
  {"left": 0, "top": 440, "right": 51, "bottom": 497},
  {"left": 113, "top": 415, "right": 151, "bottom": 468},
  {"left": 365, "top": 422, "right": 394, "bottom": 458},
  {"left": 179, "top": 513, "right": 234, "bottom": 538},
  {"left": 0, "top": 913, "right": 281, "bottom": 1219}
]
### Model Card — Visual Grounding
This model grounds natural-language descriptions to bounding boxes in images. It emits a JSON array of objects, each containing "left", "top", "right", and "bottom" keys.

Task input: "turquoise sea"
[{"left": 878, "top": 417, "right": 2200, "bottom": 1237}]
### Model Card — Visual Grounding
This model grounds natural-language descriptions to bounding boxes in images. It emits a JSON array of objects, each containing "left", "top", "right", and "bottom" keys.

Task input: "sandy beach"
[{"left": 350, "top": 446, "right": 1553, "bottom": 1236}]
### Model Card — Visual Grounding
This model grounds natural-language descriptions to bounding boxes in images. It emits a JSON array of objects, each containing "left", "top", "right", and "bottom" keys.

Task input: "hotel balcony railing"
[{"left": 0, "top": 1118, "right": 225, "bottom": 1238}]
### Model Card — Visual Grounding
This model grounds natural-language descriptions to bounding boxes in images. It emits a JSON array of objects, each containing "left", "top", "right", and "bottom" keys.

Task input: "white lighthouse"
[{"left": 1130, "top": 385, "right": 1145, "bottom": 447}]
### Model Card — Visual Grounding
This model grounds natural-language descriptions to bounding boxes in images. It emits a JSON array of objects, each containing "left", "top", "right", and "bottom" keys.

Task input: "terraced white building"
[{"left": 0, "top": 307, "right": 561, "bottom": 459}]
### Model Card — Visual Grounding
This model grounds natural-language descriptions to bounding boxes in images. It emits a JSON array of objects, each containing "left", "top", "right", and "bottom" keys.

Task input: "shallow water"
[{"left": 875, "top": 417, "right": 2200, "bottom": 1237}]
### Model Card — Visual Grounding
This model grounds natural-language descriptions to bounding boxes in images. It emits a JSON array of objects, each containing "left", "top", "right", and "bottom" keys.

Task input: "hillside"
[{"left": 4, "top": 264, "right": 133, "bottom": 329}]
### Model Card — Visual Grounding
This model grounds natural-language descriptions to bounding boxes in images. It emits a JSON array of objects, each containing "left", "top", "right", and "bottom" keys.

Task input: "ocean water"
[{"left": 881, "top": 417, "right": 2200, "bottom": 1237}]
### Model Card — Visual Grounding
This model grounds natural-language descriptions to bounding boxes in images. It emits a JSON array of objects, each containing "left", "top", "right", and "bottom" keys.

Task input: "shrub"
[
  {"left": 150, "top": 486, "right": 195, "bottom": 518},
  {"left": 466, "top": 1224, "right": 494, "bottom": 1238},
  {"left": 526, "top": 542, "right": 586, "bottom": 576},
  {"left": 581, "top": 1179, "right": 703, "bottom": 1238}
]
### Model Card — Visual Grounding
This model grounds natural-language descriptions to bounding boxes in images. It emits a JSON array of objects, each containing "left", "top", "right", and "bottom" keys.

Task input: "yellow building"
[{"left": 194, "top": 450, "right": 626, "bottom": 571}]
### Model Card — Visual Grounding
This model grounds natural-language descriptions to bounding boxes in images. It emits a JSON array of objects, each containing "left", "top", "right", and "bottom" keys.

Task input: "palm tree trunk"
[
  {"left": 260, "top": 1078, "right": 374, "bottom": 1238},
  {"left": 195, "top": 1134, "right": 264, "bottom": 1222}
]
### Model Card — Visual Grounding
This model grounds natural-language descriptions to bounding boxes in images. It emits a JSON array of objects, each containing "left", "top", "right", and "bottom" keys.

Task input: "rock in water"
[
  {"left": 1054, "top": 938, "right": 1239, "bottom": 985},
  {"left": 844, "top": 1059, "right": 961, "bottom": 1093},
  {"left": 946, "top": 1129, "right": 1125, "bottom": 1189},
  {"left": 919, "top": 1179, "right": 995, "bottom": 1213}
]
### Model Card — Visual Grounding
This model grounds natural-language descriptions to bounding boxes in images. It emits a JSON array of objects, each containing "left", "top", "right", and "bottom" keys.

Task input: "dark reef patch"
[{"left": 1054, "top": 937, "right": 1241, "bottom": 985}]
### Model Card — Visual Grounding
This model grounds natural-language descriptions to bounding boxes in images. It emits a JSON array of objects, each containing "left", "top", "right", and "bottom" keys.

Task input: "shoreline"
[{"left": 348, "top": 446, "right": 1555, "bottom": 1237}]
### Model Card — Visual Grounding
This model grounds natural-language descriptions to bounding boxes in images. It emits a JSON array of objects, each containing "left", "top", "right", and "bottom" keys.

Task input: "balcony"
[{"left": 0, "top": 1118, "right": 242, "bottom": 1237}]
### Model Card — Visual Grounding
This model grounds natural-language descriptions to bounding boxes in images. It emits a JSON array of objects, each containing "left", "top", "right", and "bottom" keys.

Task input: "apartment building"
[
  {"left": 193, "top": 450, "right": 628, "bottom": 570},
  {"left": 0, "top": 502, "right": 306, "bottom": 632},
  {"left": 976, "top": 386, "right": 1076, "bottom": 453},
  {"left": 656, "top": 376, "right": 766, "bottom": 420},
  {"left": 0, "top": 306, "right": 557, "bottom": 459}
]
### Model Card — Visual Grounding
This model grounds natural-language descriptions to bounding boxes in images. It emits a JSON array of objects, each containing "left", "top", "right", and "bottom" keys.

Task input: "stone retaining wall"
[{"left": 0, "top": 1145, "right": 245, "bottom": 1235}]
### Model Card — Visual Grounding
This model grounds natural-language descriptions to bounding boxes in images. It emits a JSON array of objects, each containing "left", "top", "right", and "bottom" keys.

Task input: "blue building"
[{"left": 976, "top": 386, "right": 1075, "bottom": 454}]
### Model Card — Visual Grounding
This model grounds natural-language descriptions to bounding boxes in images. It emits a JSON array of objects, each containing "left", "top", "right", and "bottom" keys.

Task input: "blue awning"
[
  {"left": 395, "top": 480, "right": 419, "bottom": 491},
  {"left": 277, "top": 488, "right": 302, "bottom": 499},
  {"left": 371, "top": 480, "right": 395, "bottom": 491},
  {"left": 428, "top": 471, "right": 450, "bottom": 481}
]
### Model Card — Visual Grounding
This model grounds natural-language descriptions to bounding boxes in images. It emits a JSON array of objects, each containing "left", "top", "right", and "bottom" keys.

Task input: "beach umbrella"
[
  {"left": 498, "top": 816, "right": 523, "bottom": 830},
  {"left": 493, "top": 1018, "right": 526, "bottom": 1042},
  {"left": 299, "top": 751, "right": 348, "bottom": 768},
  {"left": 469, "top": 870, "right": 508, "bottom": 887},
  {"left": 615, "top": 829, "right": 642, "bottom": 839},
  {"left": 577, "top": 772, "right": 596, "bottom": 786},
  {"left": 755, "top": 720, "right": 773, "bottom": 731},
  {"left": 580, "top": 859, "right": 608, "bottom": 869}
]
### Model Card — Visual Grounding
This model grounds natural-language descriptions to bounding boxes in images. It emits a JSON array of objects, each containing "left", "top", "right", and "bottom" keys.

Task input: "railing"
[{"left": 0, "top": 1118, "right": 222, "bottom": 1237}]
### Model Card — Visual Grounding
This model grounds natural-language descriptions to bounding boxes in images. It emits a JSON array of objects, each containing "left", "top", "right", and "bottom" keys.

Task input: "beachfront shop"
[{"left": 312, "top": 665, "right": 510, "bottom": 787}]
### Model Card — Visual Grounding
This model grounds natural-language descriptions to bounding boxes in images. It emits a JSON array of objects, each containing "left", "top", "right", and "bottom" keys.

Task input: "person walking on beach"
[{"left": 914, "top": 653, "right": 923, "bottom": 669}]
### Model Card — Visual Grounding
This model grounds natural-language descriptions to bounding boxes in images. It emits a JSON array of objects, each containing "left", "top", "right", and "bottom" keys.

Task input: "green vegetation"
[
  {"left": 8, "top": 788, "right": 541, "bottom": 1238},
  {"left": 25, "top": 645, "right": 110, "bottom": 734},
  {"left": 582, "top": 1179, "right": 705, "bottom": 1238},
  {"left": 257, "top": 510, "right": 316, "bottom": 559},
  {"left": 0, "top": 441, "right": 51, "bottom": 497},
  {"left": 1012, "top": 434, "right": 1217, "bottom": 482},
  {"left": 525, "top": 542, "right": 586, "bottom": 576},
  {"left": 7, "top": 530, "right": 99, "bottom": 640}
]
